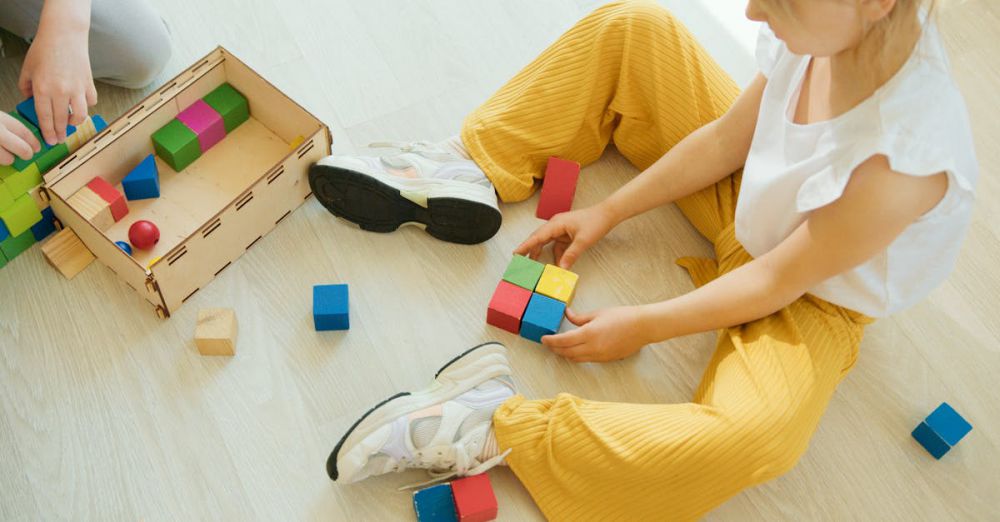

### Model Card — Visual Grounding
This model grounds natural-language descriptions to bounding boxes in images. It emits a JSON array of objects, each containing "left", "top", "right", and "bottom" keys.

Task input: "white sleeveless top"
[{"left": 735, "top": 24, "right": 978, "bottom": 317}]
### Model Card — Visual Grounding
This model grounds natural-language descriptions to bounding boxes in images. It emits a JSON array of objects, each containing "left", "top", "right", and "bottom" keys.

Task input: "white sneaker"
[
  {"left": 328, "top": 342, "right": 515, "bottom": 484},
  {"left": 309, "top": 141, "right": 502, "bottom": 245}
]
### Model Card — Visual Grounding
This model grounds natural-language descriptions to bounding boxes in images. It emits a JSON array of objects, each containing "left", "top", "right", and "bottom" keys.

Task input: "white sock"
[{"left": 439, "top": 134, "right": 471, "bottom": 160}]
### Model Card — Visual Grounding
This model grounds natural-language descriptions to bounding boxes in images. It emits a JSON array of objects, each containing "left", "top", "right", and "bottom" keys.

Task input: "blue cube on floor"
[
  {"left": 30, "top": 207, "right": 57, "bottom": 241},
  {"left": 520, "top": 292, "right": 566, "bottom": 343},
  {"left": 413, "top": 483, "right": 458, "bottom": 522},
  {"left": 313, "top": 284, "right": 349, "bottom": 331},
  {"left": 122, "top": 154, "right": 160, "bottom": 200},
  {"left": 912, "top": 402, "right": 972, "bottom": 459}
]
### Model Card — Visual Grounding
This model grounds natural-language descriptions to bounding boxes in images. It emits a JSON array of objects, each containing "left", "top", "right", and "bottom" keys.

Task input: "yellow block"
[{"left": 535, "top": 264, "right": 578, "bottom": 304}]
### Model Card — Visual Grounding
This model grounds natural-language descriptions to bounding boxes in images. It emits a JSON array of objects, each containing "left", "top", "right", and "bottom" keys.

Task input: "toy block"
[
  {"left": 536, "top": 157, "right": 580, "bottom": 220},
  {"left": 0, "top": 228, "right": 36, "bottom": 261},
  {"left": 92, "top": 114, "right": 108, "bottom": 132},
  {"left": 314, "top": 284, "right": 349, "bottom": 331},
  {"left": 16, "top": 97, "right": 75, "bottom": 140},
  {"left": 28, "top": 185, "right": 48, "bottom": 211},
  {"left": 0, "top": 193, "right": 43, "bottom": 237},
  {"left": 67, "top": 187, "right": 114, "bottom": 231},
  {"left": 487, "top": 280, "right": 532, "bottom": 334},
  {"left": 194, "top": 308, "right": 238, "bottom": 356},
  {"left": 520, "top": 293, "right": 566, "bottom": 343},
  {"left": 152, "top": 118, "right": 201, "bottom": 172},
  {"left": 202, "top": 83, "right": 250, "bottom": 133},
  {"left": 0, "top": 219, "right": 8, "bottom": 243},
  {"left": 0, "top": 250, "right": 6, "bottom": 269},
  {"left": 176, "top": 99, "right": 226, "bottom": 152},
  {"left": 86, "top": 177, "right": 129, "bottom": 221},
  {"left": 122, "top": 154, "right": 161, "bottom": 200},
  {"left": 534, "top": 264, "right": 579, "bottom": 304},
  {"left": 35, "top": 142, "right": 69, "bottom": 174},
  {"left": 41, "top": 227, "right": 94, "bottom": 279},
  {"left": 451, "top": 474, "right": 498, "bottom": 522},
  {"left": 9, "top": 110, "right": 44, "bottom": 145},
  {"left": 0, "top": 162, "right": 42, "bottom": 197},
  {"left": 412, "top": 483, "right": 458, "bottom": 522},
  {"left": 31, "top": 207, "right": 57, "bottom": 241},
  {"left": 0, "top": 179, "right": 14, "bottom": 212},
  {"left": 912, "top": 402, "right": 972, "bottom": 459},
  {"left": 66, "top": 115, "right": 98, "bottom": 152},
  {"left": 501, "top": 254, "right": 545, "bottom": 291}
]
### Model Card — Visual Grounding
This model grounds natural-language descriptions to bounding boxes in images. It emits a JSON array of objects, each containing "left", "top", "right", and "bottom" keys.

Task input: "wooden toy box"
[{"left": 43, "top": 47, "right": 331, "bottom": 318}]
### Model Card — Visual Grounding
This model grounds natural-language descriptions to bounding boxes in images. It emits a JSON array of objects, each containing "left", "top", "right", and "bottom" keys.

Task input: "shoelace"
[
  {"left": 368, "top": 141, "right": 456, "bottom": 163},
  {"left": 398, "top": 446, "right": 513, "bottom": 491}
]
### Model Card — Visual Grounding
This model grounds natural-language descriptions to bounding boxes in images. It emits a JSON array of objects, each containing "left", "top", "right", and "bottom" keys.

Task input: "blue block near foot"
[
  {"left": 912, "top": 402, "right": 972, "bottom": 459},
  {"left": 313, "top": 284, "right": 349, "bottom": 331},
  {"left": 413, "top": 483, "right": 458, "bottom": 522},
  {"left": 30, "top": 207, "right": 56, "bottom": 241},
  {"left": 122, "top": 154, "right": 160, "bottom": 200},
  {"left": 520, "top": 292, "right": 566, "bottom": 343}
]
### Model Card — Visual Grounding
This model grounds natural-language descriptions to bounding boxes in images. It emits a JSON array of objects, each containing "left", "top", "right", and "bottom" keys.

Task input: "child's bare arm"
[{"left": 543, "top": 155, "right": 948, "bottom": 362}]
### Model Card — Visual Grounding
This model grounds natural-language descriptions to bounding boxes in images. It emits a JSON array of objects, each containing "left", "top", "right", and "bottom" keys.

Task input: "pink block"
[{"left": 176, "top": 99, "right": 225, "bottom": 152}]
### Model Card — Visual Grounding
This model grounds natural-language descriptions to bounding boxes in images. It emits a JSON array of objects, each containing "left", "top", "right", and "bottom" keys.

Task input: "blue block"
[
  {"left": 925, "top": 402, "right": 972, "bottom": 446},
  {"left": 520, "top": 292, "right": 566, "bottom": 343},
  {"left": 92, "top": 114, "right": 108, "bottom": 132},
  {"left": 30, "top": 207, "right": 56, "bottom": 241},
  {"left": 412, "top": 484, "right": 457, "bottom": 522},
  {"left": 912, "top": 421, "right": 951, "bottom": 459},
  {"left": 0, "top": 218, "right": 9, "bottom": 242},
  {"left": 122, "top": 154, "right": 160, "bottom": 200},
  {"left": 17, "top": 97, "right": 77, "bottom": 139},
  {"left": 115, "top": 241, "right": 132, "bottom": 256},
  {"left": 313, "top": 284, "right": 349, "bottom": 331}
]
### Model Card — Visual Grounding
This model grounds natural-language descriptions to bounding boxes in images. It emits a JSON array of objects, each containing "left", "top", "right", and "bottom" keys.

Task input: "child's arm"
[
  {"left": 515, "top": 74, "right": 768, "bottom": 268},
  {"left": 543, "top": 155, "right": 948, "bottom": 362}
]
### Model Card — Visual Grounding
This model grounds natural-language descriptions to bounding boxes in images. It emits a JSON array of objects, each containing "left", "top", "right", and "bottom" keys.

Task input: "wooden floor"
[{"left": 1, "top": 1, "right": 997, "bottom": 520}]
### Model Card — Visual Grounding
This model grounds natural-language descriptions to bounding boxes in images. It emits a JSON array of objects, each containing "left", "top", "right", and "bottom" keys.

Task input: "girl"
[
  {"left": 0, "top": 0, "right": 170, "bottom": 165},
  {"left": 311, "top": 0, "right": 977, "bottom": 519}
]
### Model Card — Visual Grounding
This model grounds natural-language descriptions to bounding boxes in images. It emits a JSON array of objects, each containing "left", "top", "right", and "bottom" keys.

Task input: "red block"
[
  {"left": 452, "top": 474, "right": 498, "bottom": 522},
  {"left": 535, "top": 157, "right": 580, "bottom": 220},
  {"left": 86, "top": 177, "right": 129, "bottom": 222},
  {"left": 487, "top": 281, "right": 531, "bottom": 334}
]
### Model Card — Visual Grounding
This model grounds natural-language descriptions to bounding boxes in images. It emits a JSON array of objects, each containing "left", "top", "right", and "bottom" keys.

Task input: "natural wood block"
[
  {"left": 68, "top": 187, "right": 114, "bottom": 231},
  {"left": 195, "top": 308, "right": 238, "bottom": 356},
  {"left": 40, "top": 228, "right": 95, "bottom": 279},
  {"left": 86, "top": 177, "right": 129, "bottom": 222}
]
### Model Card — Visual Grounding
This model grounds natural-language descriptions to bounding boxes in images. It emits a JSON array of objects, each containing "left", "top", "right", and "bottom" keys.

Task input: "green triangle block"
[
  {"left": 0, "top": 227, "right": 36, "bottom": 261},
  {"left": 502, "top": 254, "right": 546, "bottom": 291},
  {"left": 0, "top": 193, "right": 43, "bottom": 237},
  {"left": 152, "top": 119, "right": 201, "bottom": 171},
  {"left": 202, "top": 83, "right": 250, "bottom": 133}
]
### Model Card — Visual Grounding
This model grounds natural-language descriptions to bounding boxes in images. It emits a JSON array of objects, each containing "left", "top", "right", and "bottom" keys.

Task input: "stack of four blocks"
[{"left": 488, "top": 255, "right": 578, "bottom": 342}]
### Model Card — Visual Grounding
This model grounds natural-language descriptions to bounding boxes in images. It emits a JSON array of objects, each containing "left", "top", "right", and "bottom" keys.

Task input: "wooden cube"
[
  {"left": 412, "top": 483, "right": 457, "bottom": 522},
  {"left": 152, "top": 119, "right": 201, "bottom": 172},
  {"left": 0, "top": 161, "right": 42, "bottom": 197},
  {"left": 313, "top": 284, "right": 349, "bottom": 331},
  {"left": 195, "top": 308, "right": 238, "bottom": 356},
  {"left": 86, "top": 177, "right": 129, "bottom": 222},
  {"left": 535, "top": 157, "right": 580, "bottom": 220},
  {"left": 67, "top": 187, "right": 114, "bottom": 231},
  {"left": 0, "top": 228, "right": 35, "bottom": 261},
  {"left": 487, "top": 280, "right": 532, "bottom": 334},
  {"left": 501, "top": 254, "right": 545, "bottom": 291},
  {"left": 912, "top": 402, "right": 973, "bottom": 459},
  {"left": 0, "top": 193, "right": 44, "bottom": 237},
  {"left": 451, "top": 474, "right": 498, "bottom": 522},
  {"left": 40, "top": 228, "right": 94, "bottom": 279},
  {"left": 520, "top": 293, "right": 566, "bottom": 343},
  {"left": 176, "top": 99, "right": 226, "bottom": 152},
  {"left": 534, "top": 264, "right": 578, "bottom": 304},
  {"left": 202, "top": 82, "right": 250, "bottom": 133},
  {"left": 35, "top": 142, "right": 69, "bottom": 174}
]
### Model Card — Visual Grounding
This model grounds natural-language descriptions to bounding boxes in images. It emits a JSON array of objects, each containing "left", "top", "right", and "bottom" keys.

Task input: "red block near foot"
[
  {"left": 535, "top": 157, "right": 580, "bottom": 220},
  {"left": 452, "top": 474, "right": 498, "bottom": 522},
  {"left": 487, "top": 281, "right": 531, "bottom": 334}
]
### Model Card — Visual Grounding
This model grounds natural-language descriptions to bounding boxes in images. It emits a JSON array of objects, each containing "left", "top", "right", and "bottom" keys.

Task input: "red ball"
[{"left": 128, "top": 220, "right": 160, "bottom": 250}]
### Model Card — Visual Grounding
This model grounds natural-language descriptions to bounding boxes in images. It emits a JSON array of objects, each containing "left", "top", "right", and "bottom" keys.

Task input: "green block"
[
  {"left": 0, "top": 228, "right": 36, "bottom": 261},
  {"left": 0, "top": 162, "right": 42, "bottom": 196},
  {"left": 0, "top": 179, "right": 14, "bottom": 211},
  {"left": 202, "top": 83, "right": 250, "bottom": 133},
  {"left": 8, "top": 111, "right": 49, "bottom": 172},
  {"left": 35, "top": 142, "right": 69, "bottom": 174},
  {"left": 152, "top": 119, "right": 201, "bottom": 171},
  {"left": 0, "top": 194, "right": 43, "bottom": 237},
  {"left": 502, "top": 254, "right": 546, "bottom": 291},
  {"left": 0, "top": 249, "right": 7, "bottom": 269}
]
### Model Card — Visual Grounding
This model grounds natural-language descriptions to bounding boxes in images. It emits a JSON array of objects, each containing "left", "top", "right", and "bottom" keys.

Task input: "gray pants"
[{"left": 0, "top": 0, "right": 171, "bottom": 89}]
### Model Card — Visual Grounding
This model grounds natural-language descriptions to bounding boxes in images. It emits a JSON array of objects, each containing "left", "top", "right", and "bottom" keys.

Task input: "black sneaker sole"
[
  {"left": 308, "top": 164, "right": 502, "bottom": 245},
  {"left": 326, "top": 342, "right": 505, "bottom": 482}
]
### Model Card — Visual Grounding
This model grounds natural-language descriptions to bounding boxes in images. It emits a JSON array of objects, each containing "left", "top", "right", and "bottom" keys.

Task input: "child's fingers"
[
  {"left": 564, "top": 307, "right": 597, "bottom": 326},
  {"left": 53, "top": 96, "right": 70, "bottom": 143},
  {"left": 6, "top": 120, "right": 41, "bottom": 154},
  {"left": 35, "top": 96, "right": 57, "bottom": 145},
  {"left": 68, "top": 93, "right": 88, "bottom": 126},
  {"left": 542, "top": 327, "right": 587, "bottom": 348},
  {"left": 0, "top": 148, "right": 15, "bottom": 166},
  {"left": 85, "top": 83, "right": 98, "bottom": 106},
  {"left": 0, "top": 129, "right": 34, "bottom": 161}
]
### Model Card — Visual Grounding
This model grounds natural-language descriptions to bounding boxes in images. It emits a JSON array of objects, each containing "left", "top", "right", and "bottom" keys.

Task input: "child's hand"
[
  {"left": 514, "top": 204, "right": 619, "bottom": 269},
  {"left": 541, "top": 306, "right": 651, "bottom": 362},
  {"left": 0, "top": 113, "right": 43, "bottom": 166},
  {"left": 18, "top": 9, "right": 97, "bottom": 145}
]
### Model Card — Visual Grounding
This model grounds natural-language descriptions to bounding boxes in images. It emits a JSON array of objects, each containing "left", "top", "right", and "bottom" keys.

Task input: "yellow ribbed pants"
[{"left": 461, "top": 2, "right": 873, "bottom": 520}]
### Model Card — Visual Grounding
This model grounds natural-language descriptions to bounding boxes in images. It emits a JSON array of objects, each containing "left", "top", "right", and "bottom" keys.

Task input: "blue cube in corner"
[
  {"left": 313, "top": 284, "right": 349, "bottom": 331},
  {"left": 412, "top": 483, "right": 458, "bottom": 522},
  {"left": 30, "top": 207, "right": 57, "bottom": 241},
  {"left": 122, "top": 154, "right": 160, "bottom": 200},
  {"left": 520, "top": 292, "right": 566, "bottom": 343},
  {"left": 912, "top": 402, "right": 972, "bottom": 459}
]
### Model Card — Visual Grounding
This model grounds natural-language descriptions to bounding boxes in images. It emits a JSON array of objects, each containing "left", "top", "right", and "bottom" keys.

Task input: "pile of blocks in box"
[
  {"left": 0, "top": 97, "right": 107, "bottom": 269},
  {"left": 413, "top": 474, "right": 497, "bottom": 522},
  {"left": 152, "top": 83, "right": 249, "bottom": 172},
  {"left": 487, "top": 255, "right": 578, "bottom": 341}
]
